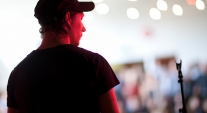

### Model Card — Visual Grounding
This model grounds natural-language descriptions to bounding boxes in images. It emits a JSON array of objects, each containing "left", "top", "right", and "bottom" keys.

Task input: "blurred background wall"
[{"left": 0, "top": 0, "right": 207, "bottom": 113}]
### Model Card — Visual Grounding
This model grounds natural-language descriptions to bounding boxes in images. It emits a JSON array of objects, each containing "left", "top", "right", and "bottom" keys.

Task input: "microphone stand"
[{"left": 175, "top": 60, "right": 187, "bottom": 113}]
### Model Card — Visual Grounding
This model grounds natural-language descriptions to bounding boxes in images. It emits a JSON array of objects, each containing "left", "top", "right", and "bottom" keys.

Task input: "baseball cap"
[{"left": 34, "top": 0, "right": 95, "bottom": 25}]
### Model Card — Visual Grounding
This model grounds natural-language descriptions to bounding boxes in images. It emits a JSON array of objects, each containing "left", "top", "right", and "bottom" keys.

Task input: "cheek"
[
  {"left": 77, "top": 23, "right": 84, "bottom": 35},
  {"left": 72, "top": 23, "right": 82, "bottom": 32}
]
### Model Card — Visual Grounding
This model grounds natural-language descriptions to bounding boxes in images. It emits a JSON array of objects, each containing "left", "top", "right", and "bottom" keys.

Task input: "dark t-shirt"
[{"left": 7, "top": 44, "right": 120, "bottom": 113}]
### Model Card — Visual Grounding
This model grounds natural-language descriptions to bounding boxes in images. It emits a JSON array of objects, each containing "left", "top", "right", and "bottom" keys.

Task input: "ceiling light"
[
  {"left": 172, "top": 4, "right": 183, "bottom": 16},
  {"left": 149, "top": 8, "right": 161, "bottom": 20},
  {"left": 157, "top": 0, "right": 168, "bottom": 11},
  {"left": 127, "top": 8, "right": 139, "bottom": 19},
  {"left": 96, "top": 3, "right": 109, "bottom": 15},
  {"left": 196, "top": 0, "right": 205, "bottom": 10}
]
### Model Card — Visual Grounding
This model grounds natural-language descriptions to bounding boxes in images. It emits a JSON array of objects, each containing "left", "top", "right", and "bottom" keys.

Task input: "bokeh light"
[
  {"left": 196, "top": 0, "right": 205, "bottom": 10},
  {"left": 173, "top": 4, "right": 183, "bottom": 16},
  {"left": 186, "top": 0, "right": 196, "bottom": 5},
  {"left": 149, "top": 8, "right": 161, "bottom": 20},
  {"left": 127, "top": 8, "right": 139, "bottom": 19},
  {"left": 157, "top": 0, "right": 168, "bottom": 11},
  {"left": 96, "top": 3, "right": 109, "bottom": 15}
]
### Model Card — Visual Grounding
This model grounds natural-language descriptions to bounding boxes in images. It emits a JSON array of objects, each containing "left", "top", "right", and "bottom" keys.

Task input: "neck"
[{"left": 37, "top": 33, "right": 71, "bottom": 50}]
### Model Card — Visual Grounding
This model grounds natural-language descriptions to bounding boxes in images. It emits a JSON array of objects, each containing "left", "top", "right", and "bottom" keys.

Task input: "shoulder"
[
  {"left": 12, "top": 51, "right": 36, "bottom": 70},
  {"left": 69, "top": 45, "right": 107, "bottom": 62}
]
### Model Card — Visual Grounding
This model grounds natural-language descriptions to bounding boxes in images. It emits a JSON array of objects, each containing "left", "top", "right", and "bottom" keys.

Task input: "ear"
[{"left": 65, "top": 12, "right": 72, "bottom": 27}]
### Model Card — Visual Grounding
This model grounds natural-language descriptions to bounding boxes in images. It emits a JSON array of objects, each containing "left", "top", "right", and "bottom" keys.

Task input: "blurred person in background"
[
  {"left": 6, "top": 0, "right": 120, "bottom": 113},
  {"left": 186, "top": 95, "right": 203, "bottom": 113},
  {"left": 0, "top": 91, "right": 7, "bottom": 113},
  {"left": 183, "top": 62, "right": 201, "bottom": 105},
  {"left": 119, "top": 65, "right": 142, "bottom": 113},
  {"left": 194, "top": 62, "right": 207, "bottom": 99},
  {"left": 201, "top": 97, "right": 207, "bottom": 113}
]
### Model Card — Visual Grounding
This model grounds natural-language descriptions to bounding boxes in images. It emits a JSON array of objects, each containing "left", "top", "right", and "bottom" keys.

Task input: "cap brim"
[{"left": 76, "top": 2, "right": 95, "bottom": 12}]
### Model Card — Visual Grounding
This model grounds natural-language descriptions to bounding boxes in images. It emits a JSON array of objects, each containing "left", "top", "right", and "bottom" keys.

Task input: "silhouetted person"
[{"left": 7, "top": 0, "right": 120, "bottom": 113}]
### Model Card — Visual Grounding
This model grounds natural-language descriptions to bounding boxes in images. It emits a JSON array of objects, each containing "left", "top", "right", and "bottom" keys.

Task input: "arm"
[
  {"left": 7, "top": 108, "right": 21, "bottom": 113},
  {"left": 98, "top": 88, "right": 120, "bottom": 113}
]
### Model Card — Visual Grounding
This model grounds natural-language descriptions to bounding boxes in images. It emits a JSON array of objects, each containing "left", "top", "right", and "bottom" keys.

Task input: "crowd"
[
  {"left": 114, "top": 58, "right": 207, "bottom": 113},
  {"left": 0, "top": 58, "right": 206, "bottom": 113}
]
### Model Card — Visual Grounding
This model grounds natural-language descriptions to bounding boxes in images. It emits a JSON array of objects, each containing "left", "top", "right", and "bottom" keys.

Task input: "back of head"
[{"left": 34, "top": 0, "right": 95, "bottom": 36}]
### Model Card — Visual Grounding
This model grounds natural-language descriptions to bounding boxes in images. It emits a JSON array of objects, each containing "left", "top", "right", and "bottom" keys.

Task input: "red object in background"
[
  {"left": 144, "top": 30, "right": 151, "bottom": 37},
  {"left": 186, "top": 0, "right": 196, "bottom": 5},
  {"left": 141, "top": 25, "right": 154, "bottom": 38},
  {"left": 121, "top": 83, "right": 139, "bottom": 98}
]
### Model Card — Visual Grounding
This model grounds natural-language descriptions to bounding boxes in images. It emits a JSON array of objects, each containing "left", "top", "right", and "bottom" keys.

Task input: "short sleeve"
[
  {"left": 7, "top": 71, "right": 19, "bottom": 108},
  {"left": 94, "top": 54, "right": 120, "bottom": 95}
]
